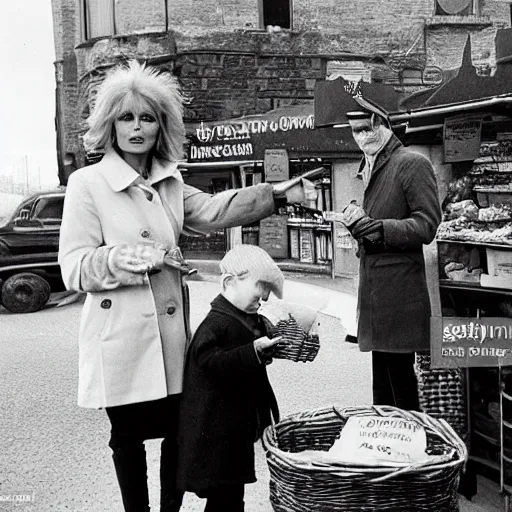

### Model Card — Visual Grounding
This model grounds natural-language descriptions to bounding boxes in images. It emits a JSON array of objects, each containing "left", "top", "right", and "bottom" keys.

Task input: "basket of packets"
[
  {"left": 259, "top": 300, "right": 321, "bottom": 363},
  {"left": 262, "top": 405, "right": 467, "bottom": 512}
]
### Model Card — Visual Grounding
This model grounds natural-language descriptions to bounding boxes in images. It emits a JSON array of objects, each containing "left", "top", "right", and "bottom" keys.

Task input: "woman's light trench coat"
[{"left": 58, "top": 150, "right": 275, "bottom": 409}]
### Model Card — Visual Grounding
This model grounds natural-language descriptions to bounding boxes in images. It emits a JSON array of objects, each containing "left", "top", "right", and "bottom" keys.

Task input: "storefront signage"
[
  {"left": 431, "top": 316, "right": 512, "bottom": 368},
  {"left": 264, "top": 149, "right": 289, "bottom": 182},
  {"left": 189, "top": 142, "right": 254, "bottom": 161},
  {"left": 195, "top": 115, "right": 315, "bottom": 144},
  {"left": 443, "top": 116, "right": 482, "bottom": 163},
  {"left": 189, "top": 114, "right": 315, "bottom": 162}
]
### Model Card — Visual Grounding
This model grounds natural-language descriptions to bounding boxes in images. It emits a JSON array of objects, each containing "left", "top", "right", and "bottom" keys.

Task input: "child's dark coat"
[{"left": 176, "top": 294, "right": 279, "bottom": 495}]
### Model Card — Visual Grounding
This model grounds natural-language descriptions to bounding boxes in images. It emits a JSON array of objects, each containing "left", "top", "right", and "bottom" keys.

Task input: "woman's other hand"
[{"left": 109, "top": 244, "right": 166, "bottom": 274}]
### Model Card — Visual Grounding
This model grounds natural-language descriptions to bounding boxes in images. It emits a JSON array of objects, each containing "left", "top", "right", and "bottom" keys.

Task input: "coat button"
[
  {"left": 140, "top": 229, "right": 151, "bottom": 239},
  {"left": 101, "top": 299, "right": 112, "bottom": 309},
  {"left": 166, "top": 306, "right": 176, "bottom": 315}
]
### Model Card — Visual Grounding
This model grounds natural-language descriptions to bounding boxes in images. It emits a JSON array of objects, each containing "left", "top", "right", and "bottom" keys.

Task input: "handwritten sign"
[
  {"left": 264, "top": 149, "right": 289, "bottom": 182},
  {"left": 328, "top": 416, "right": 428, "bottom": 466},
  {"left": 431, "top": 316, "right": 512, "bottom": 368},
  {"left": 444, "top": 116, "right": 482, "bottom": 163},
  {"left": 259, "top": 215, "right": 288, "bottom": 258}
]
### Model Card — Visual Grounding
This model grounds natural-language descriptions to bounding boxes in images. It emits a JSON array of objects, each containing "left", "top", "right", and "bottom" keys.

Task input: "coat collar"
[
  {"left": 211, "top": 294, "right": 262, "bottom": 336},
  {"left": 99, "top": 149, "right": 183, "bottom": 192},
  {"left": 359, "top": 134, "right": 403, "bottom": 190}
]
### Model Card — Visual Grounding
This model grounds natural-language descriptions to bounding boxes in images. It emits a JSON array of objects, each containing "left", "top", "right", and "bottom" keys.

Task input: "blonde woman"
[{"left": 58, "top": 60, "right": 311, "bottom": 512}]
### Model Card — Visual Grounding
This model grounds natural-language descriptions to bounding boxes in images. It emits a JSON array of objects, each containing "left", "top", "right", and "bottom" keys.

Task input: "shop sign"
[
  {"left": 189, "top": 142, "right": 254, "bottom": 161},
  {"left": 443, "top": 116, "right": 482, "bottom": 163},
  {"left": 264, "top": 149, "right": 289, "bottom": 182},
  {"left": 431, "top": 316, "right": 512, "bottom": 368},
  {"left": 189, "top": 114, "right": 315, "bottom": 162}
]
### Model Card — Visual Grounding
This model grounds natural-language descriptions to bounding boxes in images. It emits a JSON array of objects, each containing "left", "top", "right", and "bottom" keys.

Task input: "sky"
[{"left": 0, "top": 1, "right": 59, "bottom": 189}]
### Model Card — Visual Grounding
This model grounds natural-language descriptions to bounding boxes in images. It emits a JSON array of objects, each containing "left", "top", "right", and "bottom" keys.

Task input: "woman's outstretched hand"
[{"left": 109, "top": 244, "right": 166, "bottom": 274}]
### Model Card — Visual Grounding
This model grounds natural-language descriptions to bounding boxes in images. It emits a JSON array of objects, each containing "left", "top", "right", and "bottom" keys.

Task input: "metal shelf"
[
  {"left": 474, "top": 429, "right": 500, "bottom": 446},
  {"left": 469, "top": 454, "right": 501, "bottom": 472},
  {"left": 437, "top": 239, "right": 512, "bottom": 250},
  {"left": 439, "top": 279, "right": 512, "bottom": 295}
]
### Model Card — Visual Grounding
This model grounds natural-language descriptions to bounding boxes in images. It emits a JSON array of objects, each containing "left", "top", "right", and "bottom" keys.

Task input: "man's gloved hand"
[{"left": 342, "top": 202, "right": 383, "bottom": 241}]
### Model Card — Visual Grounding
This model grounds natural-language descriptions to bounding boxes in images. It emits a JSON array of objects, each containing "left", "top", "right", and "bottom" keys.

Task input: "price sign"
[
  {"left": 431, "top": 316, "right": 512, "bottom": 368},
  {"left": 264, "top": 149, "right": 289, "bottom": 182}
]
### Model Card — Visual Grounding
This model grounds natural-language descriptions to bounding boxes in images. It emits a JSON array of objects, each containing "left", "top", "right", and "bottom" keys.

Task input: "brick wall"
[{"left": 51, "top": 0, "right": 510, "bottom": 172}]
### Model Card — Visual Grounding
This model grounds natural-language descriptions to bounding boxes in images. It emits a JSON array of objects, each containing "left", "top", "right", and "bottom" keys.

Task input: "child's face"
[{"left": 226, "top": 275, "right": 271, "bottom": 314}]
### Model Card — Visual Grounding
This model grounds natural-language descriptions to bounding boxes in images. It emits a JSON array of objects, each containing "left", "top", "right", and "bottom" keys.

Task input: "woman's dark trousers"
[
  {"left": 106, "top": 394, "right": 183, "bottom": 512},
  {"left": 372, "top": 351, "right": 420, "bottom": 411}
]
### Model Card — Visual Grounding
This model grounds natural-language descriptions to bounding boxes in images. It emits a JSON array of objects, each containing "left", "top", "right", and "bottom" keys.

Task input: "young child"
[{"left": 176, "top": 244, "right": 285, "bottom": 512}]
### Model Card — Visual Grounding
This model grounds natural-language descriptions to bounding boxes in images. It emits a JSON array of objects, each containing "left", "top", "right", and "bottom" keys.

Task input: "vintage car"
[{"left": 0, "top": 188, "right": 66, "bottom": 313}]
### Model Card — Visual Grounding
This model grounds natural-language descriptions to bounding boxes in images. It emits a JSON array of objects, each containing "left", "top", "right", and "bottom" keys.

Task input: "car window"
[{"left": 32, "top": 196, "right": 64, "bottom": 226}]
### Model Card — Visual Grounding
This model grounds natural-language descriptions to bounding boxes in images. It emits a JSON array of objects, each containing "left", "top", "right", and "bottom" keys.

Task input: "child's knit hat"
[{"left": 220, "top": 244, "right": 284, "bottom": 299}]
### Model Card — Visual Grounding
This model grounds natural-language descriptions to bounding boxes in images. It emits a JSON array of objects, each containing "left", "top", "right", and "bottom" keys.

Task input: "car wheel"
[{"left": 1, "top": 272, "right": 51, "bottom": 313}]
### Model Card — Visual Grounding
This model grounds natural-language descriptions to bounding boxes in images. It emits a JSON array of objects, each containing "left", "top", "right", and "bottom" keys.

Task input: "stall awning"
[{"left": 186, "top": 104, "right": 359, "bottom": 164}]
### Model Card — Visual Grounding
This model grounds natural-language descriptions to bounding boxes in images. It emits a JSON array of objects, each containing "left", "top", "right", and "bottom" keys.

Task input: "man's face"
[{"left": 349, "top": 117, "right": 382, "bottom": 156}]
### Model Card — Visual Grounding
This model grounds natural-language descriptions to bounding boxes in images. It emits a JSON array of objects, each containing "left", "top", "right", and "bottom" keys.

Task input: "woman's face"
[{"left": 113, "top": 97, "right": 160, "bottom": 157}]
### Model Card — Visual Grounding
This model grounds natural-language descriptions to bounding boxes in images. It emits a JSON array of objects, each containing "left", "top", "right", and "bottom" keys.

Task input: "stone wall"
[{"left": 51, "top": 0, "right": 511, "bottom": 173}]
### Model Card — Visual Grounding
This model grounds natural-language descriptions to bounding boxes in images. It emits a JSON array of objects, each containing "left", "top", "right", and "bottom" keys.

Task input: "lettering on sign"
[
  {"left": 431, "top": 316, "right": 512, "bottom": 368},
  {"left": 195, "top": 115, "right": 315, "bottom": 144},
  {"left": 327, "top": 415, "right": 428, "bottom": 466},
  {"left": 444, "top": 116, "right": 482, "bottom": 163},
  {"left": 264, "top": 149, "right": 289, "bottom": 182},
  {"left": 189, "top": 143, "right": 254, "bottom": 160}
]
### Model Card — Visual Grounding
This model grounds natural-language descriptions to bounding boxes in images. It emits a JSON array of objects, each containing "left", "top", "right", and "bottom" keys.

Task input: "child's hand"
[{"left": 254, "top": 335, "right": 283, "bottom": 354}]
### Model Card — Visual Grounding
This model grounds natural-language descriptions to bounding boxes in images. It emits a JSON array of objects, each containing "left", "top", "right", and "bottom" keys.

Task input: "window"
[
  {"left": 31, "top": 196, "right": 64, "bottom": 227},
  {"left": 82, "top": 0, "right": 115, "bottom": 39},
  {"left": 260, "top": 0, "right": 291, "bottom": 29},
  {"left": 81, "top": 0, "right": 167, "bottom": 40},
  {"left": 435, "top": 0, "right": 476, "bottom": 16}
]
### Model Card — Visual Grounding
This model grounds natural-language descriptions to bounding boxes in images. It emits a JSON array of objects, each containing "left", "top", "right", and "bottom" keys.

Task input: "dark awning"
[{"left": 186, "top": 104, "right": 359, "bottom": 163}]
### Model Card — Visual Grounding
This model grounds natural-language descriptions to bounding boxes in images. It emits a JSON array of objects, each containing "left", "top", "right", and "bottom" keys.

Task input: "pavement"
[{"left": 0, "top": 269, "right": 503, "bottom": 511}]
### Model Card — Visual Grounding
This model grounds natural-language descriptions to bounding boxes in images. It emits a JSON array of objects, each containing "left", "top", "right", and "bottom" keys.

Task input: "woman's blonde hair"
[{"left": 83, "top": 59, "right": 186, "bottom": 162}]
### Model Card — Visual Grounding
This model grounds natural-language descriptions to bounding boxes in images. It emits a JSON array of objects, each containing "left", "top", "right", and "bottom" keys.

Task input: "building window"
[
  {"left": 82, "top": 0, "right": 115, "bottom": 39},
  {"left": 81, "top": 0, "right": 167, "bottom": 40},
  {"left": 435, "top": 0, "right": 477, "bottom": 16},
  {"left": 260, "top": 0, "right": 291, "bottom": 29}
]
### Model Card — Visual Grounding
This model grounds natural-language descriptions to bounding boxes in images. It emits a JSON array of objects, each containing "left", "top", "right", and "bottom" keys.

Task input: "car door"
[{"left": 6, "top": 194, "right": 64, "bottom": 261}]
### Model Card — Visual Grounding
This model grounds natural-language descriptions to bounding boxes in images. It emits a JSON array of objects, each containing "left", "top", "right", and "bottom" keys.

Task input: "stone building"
[{"left": 51, "top": 0, "right": 510, "bottom": 177}]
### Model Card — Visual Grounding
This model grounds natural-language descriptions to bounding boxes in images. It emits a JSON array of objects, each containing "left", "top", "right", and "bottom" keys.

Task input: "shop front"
[
  {"left": 183, "top": 104, "right": 360, "bottom": 275},
  {"left": 394, "top": 34, "right": 512, "bottom": 507}
]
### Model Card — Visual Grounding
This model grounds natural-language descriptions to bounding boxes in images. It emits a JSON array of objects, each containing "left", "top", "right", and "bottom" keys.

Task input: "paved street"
[
  {"left": 0, "top": 277, "right": 370, "bottom": 511},
  {"left": 0, "top": 276, "right": 501, "bottom": 511}
]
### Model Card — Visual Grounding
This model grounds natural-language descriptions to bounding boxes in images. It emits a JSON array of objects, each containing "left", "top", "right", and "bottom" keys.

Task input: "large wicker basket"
[{"left": 262, "top": 405, "right": 468, "bottom": 512}]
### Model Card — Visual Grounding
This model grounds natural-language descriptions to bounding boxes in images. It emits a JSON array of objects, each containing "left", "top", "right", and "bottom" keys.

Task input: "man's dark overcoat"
[
  {"left": 357, "top": 134, "right": 442, "bottom": 353},
  {"left": 176, "top": 294, "right": 279, "bottom": 495}
]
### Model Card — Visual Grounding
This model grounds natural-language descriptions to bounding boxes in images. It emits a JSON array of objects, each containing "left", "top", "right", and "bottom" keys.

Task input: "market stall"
[{"left": 393, "top": 32, "right": 512, "bottom": 508}]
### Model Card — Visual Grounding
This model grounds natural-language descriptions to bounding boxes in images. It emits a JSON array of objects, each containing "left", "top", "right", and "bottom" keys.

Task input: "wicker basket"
[
  {"left": 263, "top": 315, "right": 320, "bottom": 363},
  {"left": 414, "top": 354, "right": 468, "bottom": 441},
  {"left": 262, "top": 405, "right": 467, "bottom": 512}
]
